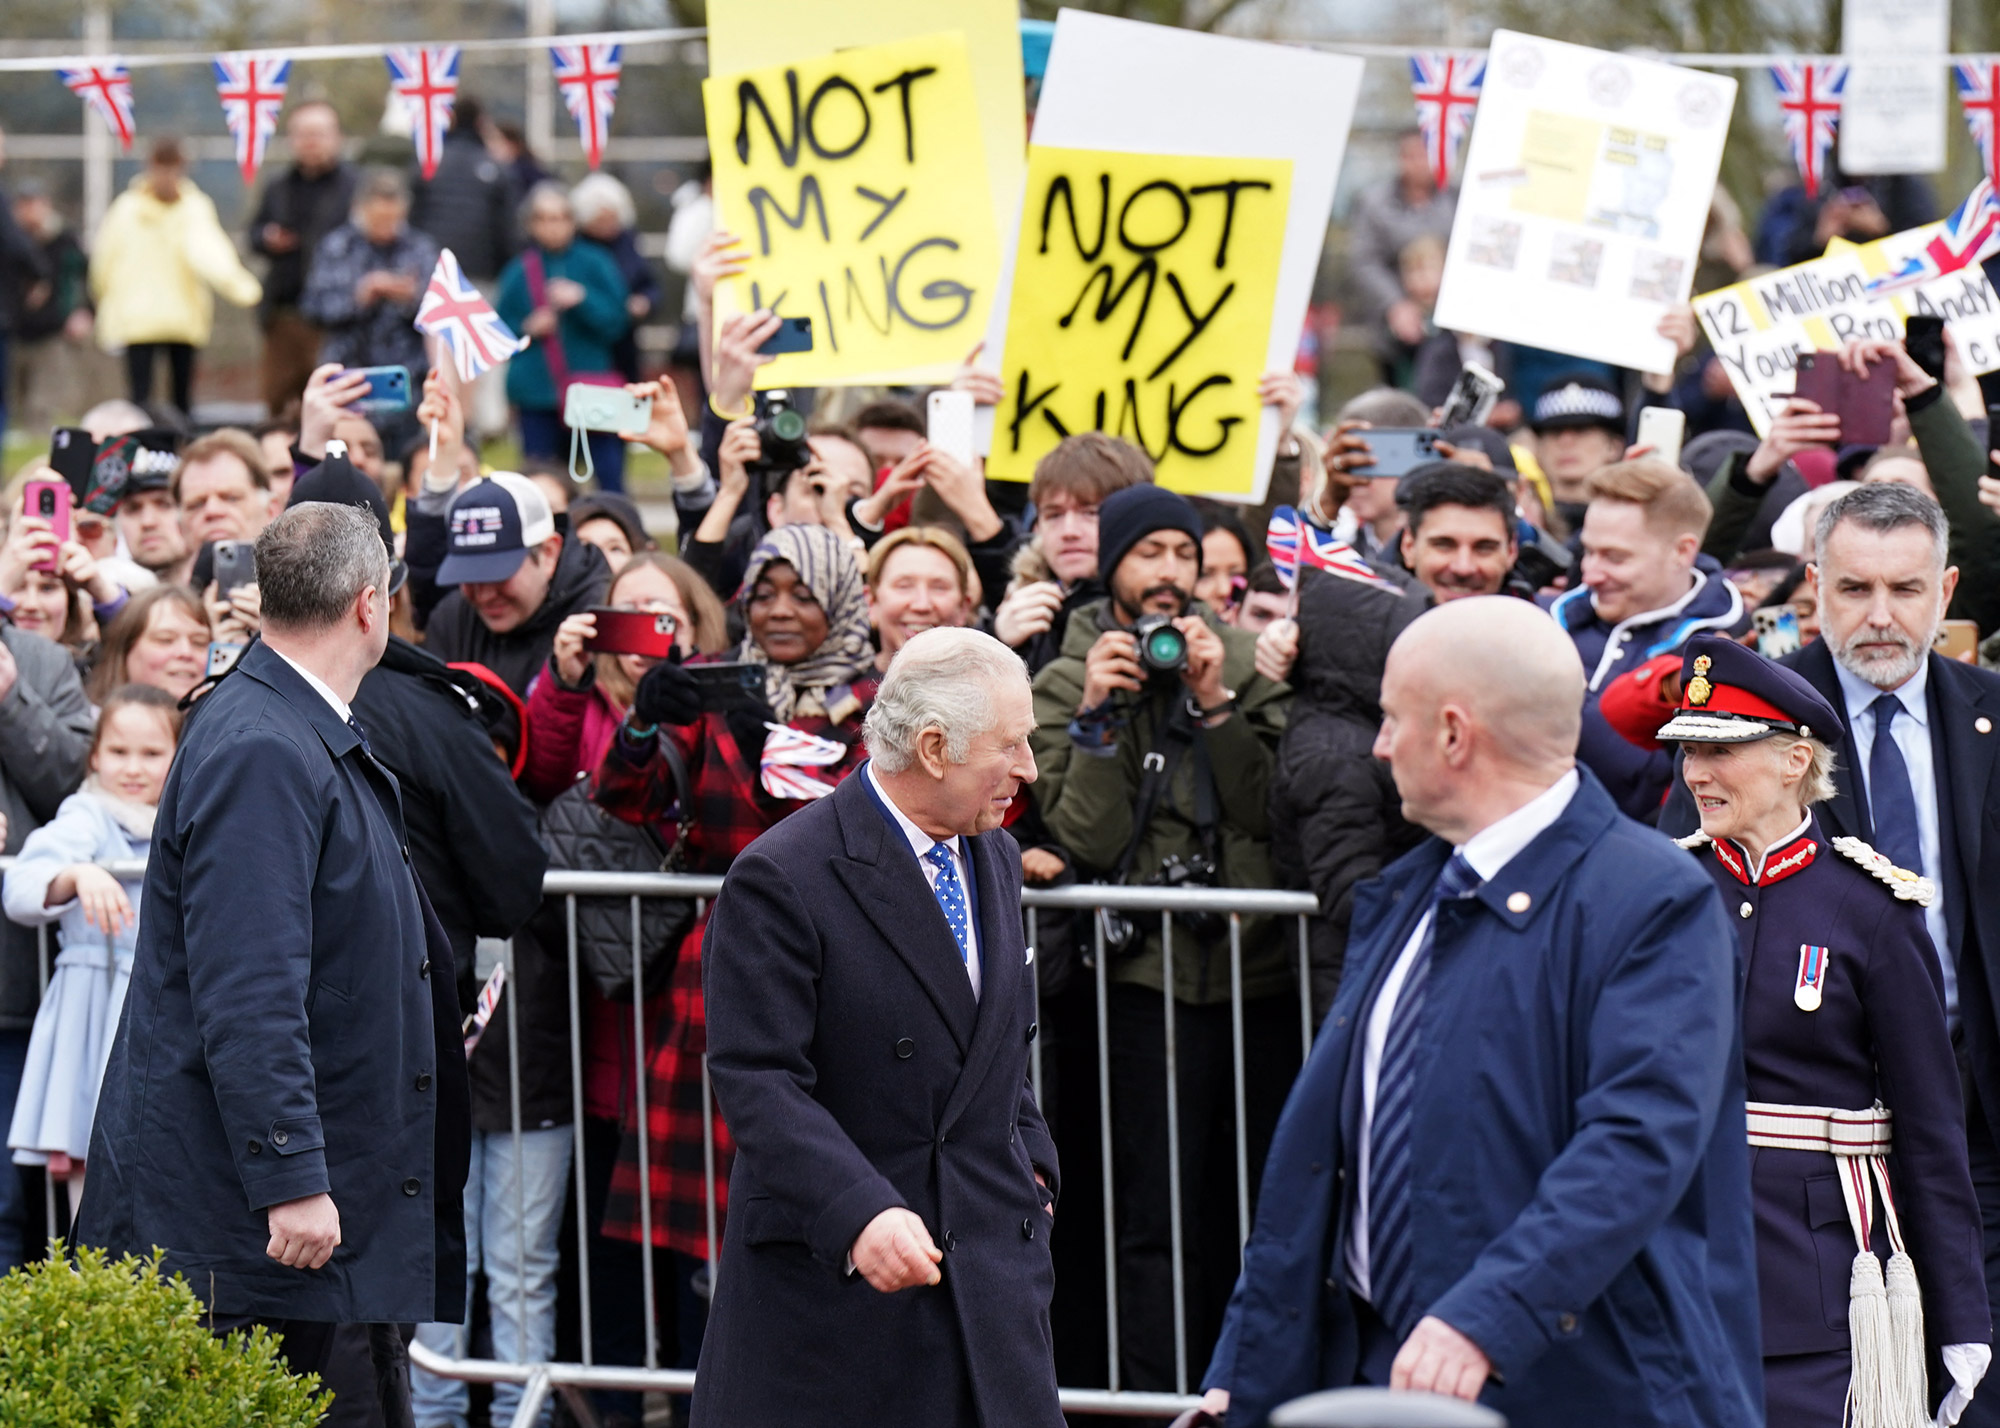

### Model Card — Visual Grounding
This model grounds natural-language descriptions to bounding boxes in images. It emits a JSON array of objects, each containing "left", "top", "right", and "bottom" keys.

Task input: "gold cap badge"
[{"left": 1686, "top": 654, "right": 1713, "bottom": 708}]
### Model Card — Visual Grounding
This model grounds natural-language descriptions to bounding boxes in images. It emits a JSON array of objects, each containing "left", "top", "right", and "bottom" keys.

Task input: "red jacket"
[{"left": 521, "top": 659, "right": 627, "bottom": 805}]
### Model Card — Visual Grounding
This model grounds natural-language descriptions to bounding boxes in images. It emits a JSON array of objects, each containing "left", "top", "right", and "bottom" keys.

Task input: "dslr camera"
[
  {"left": 751, "top": 389, "right": 811, "bottom": 482},
  {"left": 1131, "top": 614, "right": 1188, "bottom": 676},
  {"left": 1097, "top": 853, "right": 1222, "bottom": 959}
]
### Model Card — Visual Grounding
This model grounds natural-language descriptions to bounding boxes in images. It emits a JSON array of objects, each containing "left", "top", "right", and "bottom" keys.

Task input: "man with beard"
[
  {"left": 1028, "top": 483, "right": 1294, "bottom": 1391},
  {"left": 1660, "top": 482, "right": 2000, "bottom": 1426}
]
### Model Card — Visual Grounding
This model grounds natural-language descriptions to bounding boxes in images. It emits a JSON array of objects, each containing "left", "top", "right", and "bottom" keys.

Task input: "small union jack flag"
[
  {"left": 1863, "top": 178, "right": 2000, "bottom": 297},
  {"left": 1957, "top": 59, "right": 2000, "bottom": 192},
  {"left": 1266, "top": 507, "right": 1395, "bottom": 593},
  {"left": 59, "top": 62, "right": 135, "bottom": 152},
  {"left": 213, "top": 53, "right": 291, "bottom": 185},
  {"left": 385, "top": 46, "right": 461, "bottom": 181},
  {"left": 760, "top": 723, "right": 846, "bottom": 801},
  {"left": 1771, "top": 62, "right": 1847, "bottom": 200},
  {"left": 552, "top": 43, "right": 622, "bottom": 171},
  {"left": 1409, "top": 52, "right": 1485, "bottom": 191},
  {"left": 415, "top": 247, "right": 528, "bottom": 382},
  {"left": 462, "top": 962, "right": 506, "bottom": 1056}
]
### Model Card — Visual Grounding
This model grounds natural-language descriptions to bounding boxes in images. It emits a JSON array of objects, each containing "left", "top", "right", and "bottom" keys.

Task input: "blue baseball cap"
[{"left": 436, "top": 474, "right": 557, "bottom": 586}]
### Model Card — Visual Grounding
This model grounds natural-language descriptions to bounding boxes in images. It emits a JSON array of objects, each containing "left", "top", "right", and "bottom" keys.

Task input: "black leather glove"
[{"left": 631, "top": 660, "right": 702, "bottom": 728}]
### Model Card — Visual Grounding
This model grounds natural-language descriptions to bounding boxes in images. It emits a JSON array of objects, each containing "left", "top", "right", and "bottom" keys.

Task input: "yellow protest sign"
[
  {"left": 705, "top": 0, "right": 1025, "bottom": 237},
  {"left": 988, "top": 146, "right": 1292, "bottom": 498},
  {"left": 702, "top": 32, "right": 1000, "bottom": 388}
]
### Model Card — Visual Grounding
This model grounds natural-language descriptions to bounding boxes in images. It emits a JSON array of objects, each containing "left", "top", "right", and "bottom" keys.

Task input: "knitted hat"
[{"left": 1096, "top": 484, "right": 1203, "bottom": 583}]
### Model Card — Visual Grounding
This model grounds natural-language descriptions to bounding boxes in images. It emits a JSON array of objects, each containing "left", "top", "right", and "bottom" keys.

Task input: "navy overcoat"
[
  {"left": 691, "top": 767, "right": 1061, "bottom": 1428},
  {"left": 1204, "top": 767, "right": 1764, "bottom": 1427},
  {"left": 78, "top": 641, "right": 470, "bottom": 1324}
]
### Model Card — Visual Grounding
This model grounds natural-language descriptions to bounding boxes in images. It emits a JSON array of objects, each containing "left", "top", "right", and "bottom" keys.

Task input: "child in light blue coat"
[{"left": 4, "top": 685, "right": 180, "bottom": 1214}]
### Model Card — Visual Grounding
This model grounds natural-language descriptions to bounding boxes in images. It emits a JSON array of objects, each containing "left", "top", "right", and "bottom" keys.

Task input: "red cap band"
[{"left": 1683, "top": 682, "right": 1795, "bottom": 726}]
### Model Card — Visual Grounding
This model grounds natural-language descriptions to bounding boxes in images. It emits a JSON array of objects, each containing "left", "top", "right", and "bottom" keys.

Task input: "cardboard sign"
[
  {"left": 1693, "top": 229, "right": 2000, "bottom": 433},
  {"left": 986, "top": 146, "right": 1292, "bottom": 497},
  {"left": 705, "top": 0, "right": 1025, "bottom": 240},
  {"left": 1432, "top": 31, "right": 1737, "bottom": 375},
  {"left": 702, "top": 32, "right": 1000, "bottom": 388},
  {"left": 978, "top": 11, "right": 1362, "bottom": 503}
]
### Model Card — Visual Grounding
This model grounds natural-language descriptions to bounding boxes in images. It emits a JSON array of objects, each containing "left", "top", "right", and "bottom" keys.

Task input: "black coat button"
[
  {"left": 894, "top": 1038, "right": 914, "bottom": 1059},
  {"left": 272, "top": 1129, "right": 289, "bottom": 1147},
  {"left": 248, "top": 1140, "right": 262, "bottom": 1155},
  {"left": 1022, "top": 1219, "right": 1035, "bottom": 1240},
  {"left": 1025, "top": 1021, "right": 1038, "bottom": 1043},
  {"left": 419, "top": 959, "right": 430, "bottom": 977},
  {"left": 415, "top": 1074, "right": 432, "bottom": 1091},
  {"left": 402, "top": 1178, "right": 422, "bottom": 1196},
  {"left": 944, "top": 1230, "right": 957, "bottom": 1252}
]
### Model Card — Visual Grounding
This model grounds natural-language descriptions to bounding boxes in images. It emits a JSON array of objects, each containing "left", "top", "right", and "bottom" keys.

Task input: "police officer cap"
[{"left": 1655, "top": 634, "right": 1843, "bottom": 745}]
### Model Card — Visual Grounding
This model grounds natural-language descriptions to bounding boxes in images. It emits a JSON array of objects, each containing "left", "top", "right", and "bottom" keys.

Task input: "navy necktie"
[
  {"left": 1369, "top": 851, "right": 1481, "bottom": 1337},
  {"left": 924, "top": 843, "right": 974, "bottom": 972},
  {"left": 1867, "top": 695, "right": 1922, "bottom": 874}
]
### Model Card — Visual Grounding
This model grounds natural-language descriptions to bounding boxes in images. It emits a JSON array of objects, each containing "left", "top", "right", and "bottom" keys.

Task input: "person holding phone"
[
  {"left": 590, "top": 526, "right": 879, "bottom": 1299},
  {"left": 0, "top": 480, "right": 125, "bottom": 667},
  {"left": 299, "top": 168, "right": 438, "bottom": 408}
]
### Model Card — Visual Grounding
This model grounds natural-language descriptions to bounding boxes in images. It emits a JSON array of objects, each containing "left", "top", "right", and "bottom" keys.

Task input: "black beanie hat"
[
  {"left": 1096, "top": 483, "right": 1203, "bottom": 583},
  {"left": 289, "top": 444, "right": 406, "bottom": 594}
]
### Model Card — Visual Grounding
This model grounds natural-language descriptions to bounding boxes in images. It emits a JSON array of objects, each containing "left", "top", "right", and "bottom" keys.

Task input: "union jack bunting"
[
  {"left": 1957, "top": 58, "right": 2000, "bottom": 191},
  {"left": 1409, "top": 52, "right": 1485, "bottom": 191},
  {"left": 552, "top": 43, "right": 622, "bottom": 170},
  {"left": 59, "top": 62, "right": 135, "bottom": 152},
  {"left": 1266, "top": 507, "right": 1395, "bottom": 593},
  {"left": 415, "top": 248, "right": 528, "bottom": 382},
  {"left": 385, "top": 46, "right": 461, "bottom": 181},
  {"left": 213, "top": 53, "right": 291, "bottom": 185},
  {"left": 1771, "top": 62, "right": 1847, "bottom": 199},
  {"left": 1862, "top": 179, "right": 2000, "bottom": 297},
  {"left": 760, "top": 723, "right": 847, "bottom": 802}
]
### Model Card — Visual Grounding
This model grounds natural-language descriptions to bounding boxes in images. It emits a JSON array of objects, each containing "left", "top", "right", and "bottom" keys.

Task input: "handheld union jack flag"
[
  {"left": 385, "top": 46, "right": 461, "bottom": 181},
  {"left": 552, "top": 44, "right": 622, "bottom": 171},
  {"left": 1771, "top": 62, "right": 1847, "bottom": 200},
  {"left": 1409, "top": 52, "right": 1485, "bottom": 191},
  {"left": 1958, "top": 59, "right": 2000, "bottom": 191},
  {"left": 415, "top": 248, "right": 528, "bottom": 382},
  {"left": 1862, "top": 179, "right": 2000, "bottom": 297},
  {"left": 213, "top": 54, "right": 291, "bottom": 185},
  {"left": 1266, "top": 507, "right": 1395, "bottom": 593},
  {"left": 59, "top": 62, "right": 135, "bottom": 152},
  {"left": 760, "top": 723, "right": 846, "bottom": 801}
]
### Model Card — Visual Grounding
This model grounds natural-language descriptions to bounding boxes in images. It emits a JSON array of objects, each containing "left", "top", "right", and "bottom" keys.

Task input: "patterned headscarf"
[{"left": 738, "top": 524, "right": 875, "bottom": 722}]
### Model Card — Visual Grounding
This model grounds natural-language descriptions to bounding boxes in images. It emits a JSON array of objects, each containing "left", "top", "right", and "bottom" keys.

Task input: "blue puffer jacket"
[{"left": 1546, "top": 558, "right": 1746, "bottom": 820}]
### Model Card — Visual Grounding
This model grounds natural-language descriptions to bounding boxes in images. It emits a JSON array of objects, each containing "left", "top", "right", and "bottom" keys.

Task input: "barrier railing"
[{"left": 16, "top": 862, "right": 1319, "bottom": 1424}]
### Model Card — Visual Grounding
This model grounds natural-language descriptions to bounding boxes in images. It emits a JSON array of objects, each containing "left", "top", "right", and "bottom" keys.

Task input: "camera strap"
[{"left": 1108, "top": 699, "right": 1199, "bottom": 886}]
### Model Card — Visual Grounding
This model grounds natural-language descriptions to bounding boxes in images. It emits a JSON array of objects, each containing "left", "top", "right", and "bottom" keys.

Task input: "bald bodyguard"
[{"left": 1194, "top": 597, "right": 1761, "bottom": 1427}]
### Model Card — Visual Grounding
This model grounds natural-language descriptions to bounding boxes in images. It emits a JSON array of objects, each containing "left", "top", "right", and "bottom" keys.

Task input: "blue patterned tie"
[
  {"left": 1369, "top": 852, "right": 1482, "bottom": 1336},
  {"left": 924, "top": 844, "right": 974, "bottom": 970},
  {"left": 1867, "top": 696, "right": 1923, "bottom": 875}
]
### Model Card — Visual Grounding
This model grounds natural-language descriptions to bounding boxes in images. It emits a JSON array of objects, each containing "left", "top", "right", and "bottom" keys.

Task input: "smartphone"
[
  {"left": 1754, "top": 606, "right": 1801, "bottom": 659},
  {"left": 1436, "top": 362, "right": 1504, "bottom": 429},
  {"left": 1936, "top": 618, "right": 1980, "bottom": 661},
  {"left": 1904, "top": 315, "right": 1948, "bottom": 385},
  {"left": 47, "top": 427, "right": 96, "bottom": 500},
  {"left": 1987, "top": 404, "right": 2000, "bottom": 469},
  {"left": 21, "top": 480, "right": 70, "bottom": 572},
  {"left": 348, "top": 365, "right": 412, "bottom": 413},
  {"left": 1635, "top": 406, "right": 1687, "bottom": 468},
  {"left": 685, "top": 661, "right": 770, "bottom": 715},
  {"left": 757, "top": 316, "right": 813, "bottom": 355},
  {"left": 926, "top": 389, "right": 976, "bottom": 468},
  {"left": 1349, "top": 428, "right": 1442, "bottom": 478},
  {"left": 562, "top": 383, "right": 652, "bottom": 436},
  {"left": 583, "top": 606, "right": 679, "bottom": 658},
  {"left": 1793, "top": 351, "right": 1896, "bottom": 446},
  {"left": 213, "top": 538, "right": 256, "bottom": 600}
]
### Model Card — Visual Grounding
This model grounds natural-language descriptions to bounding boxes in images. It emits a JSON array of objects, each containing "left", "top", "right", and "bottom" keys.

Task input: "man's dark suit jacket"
[
  {"left": 78, "top": 641, "right": 470, "bottom": 1325},
  {"left": 691, "top": 766, "right": 1062, "bottom": 1428}
]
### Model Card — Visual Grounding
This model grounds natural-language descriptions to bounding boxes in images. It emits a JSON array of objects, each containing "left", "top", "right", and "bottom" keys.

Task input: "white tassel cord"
[
  {"left": 1840, "top": 1155, "right": 1931, "bottom": 1428},
  {"left": 1848, "top": 1247, "right": 1894, "bottom": 1428},
  {"left": 1884, "top": 1250, "right": 1929, "bottom": 1426}
]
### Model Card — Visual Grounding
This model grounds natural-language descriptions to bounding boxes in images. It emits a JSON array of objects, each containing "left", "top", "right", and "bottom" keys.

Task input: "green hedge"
[{"left": 0, "top": 1245, "right": 327, "bottom": 1427}]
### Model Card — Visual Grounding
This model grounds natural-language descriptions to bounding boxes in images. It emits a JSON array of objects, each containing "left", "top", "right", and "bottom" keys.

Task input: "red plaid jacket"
[{"left": 595, "top": 681, "right": 877, "bottom": 1254}]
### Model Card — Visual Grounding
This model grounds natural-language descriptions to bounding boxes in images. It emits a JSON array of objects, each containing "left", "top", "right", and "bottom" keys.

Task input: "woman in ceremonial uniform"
[{"left": 1660, "top": 634, "right": 1989, "bottom": 1426}]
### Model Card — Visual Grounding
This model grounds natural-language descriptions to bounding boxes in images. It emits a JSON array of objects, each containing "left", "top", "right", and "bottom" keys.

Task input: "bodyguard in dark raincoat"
[{"left": 79, "top": 521, "right": 469, "bottom": 1330}]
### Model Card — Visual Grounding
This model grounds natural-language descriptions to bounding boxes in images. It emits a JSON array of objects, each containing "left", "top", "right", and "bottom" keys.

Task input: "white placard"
[
  {"left": 1431, "top": 31, "right": 1736, "bottom": 376},
  {"left": 975, "top": 9, "right": 1363, "bottom": 504},
  {"left": 1839, "top": 0, "right": 1950, "bottom": 176}
]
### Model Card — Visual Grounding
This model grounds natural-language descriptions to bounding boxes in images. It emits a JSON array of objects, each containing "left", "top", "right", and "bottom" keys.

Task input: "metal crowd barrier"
[{"left": 19, "top": 862, "right": 1319, "bottom": 1424}]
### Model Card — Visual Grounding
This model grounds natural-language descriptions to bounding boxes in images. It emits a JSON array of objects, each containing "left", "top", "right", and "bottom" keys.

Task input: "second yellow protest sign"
[
  {"left": 989, "top": 146, "right": 1292, "bottom": 498},
  {"left": 702, "top": 32, "right": 999, "bottom": 387}
]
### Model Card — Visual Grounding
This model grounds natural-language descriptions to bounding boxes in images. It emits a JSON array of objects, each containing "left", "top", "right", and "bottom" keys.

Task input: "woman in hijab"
[{"left": 591, "top": 524, "right": 877, "bottom": 1363}]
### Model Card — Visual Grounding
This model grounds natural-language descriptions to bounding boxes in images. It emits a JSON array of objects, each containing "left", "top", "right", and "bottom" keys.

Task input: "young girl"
[{"left": 5, "top": 684, "right": 180, "bottom": 1213}]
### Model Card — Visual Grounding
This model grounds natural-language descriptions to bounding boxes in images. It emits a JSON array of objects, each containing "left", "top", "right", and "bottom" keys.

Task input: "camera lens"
[
  {"left": 1133, "top": 614, "right": 1188, "bottom": 674},
  {"left": 39, "top": 491, "right": 54, "bottom": 515},
  {"left": 769, "top": 408, "right": 807, "bottom": 442}
]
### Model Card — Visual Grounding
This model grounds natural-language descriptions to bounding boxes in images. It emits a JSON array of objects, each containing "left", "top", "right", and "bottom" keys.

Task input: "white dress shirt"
[
  {"left": 273, "top": 647, "right": 354, "bottom": 724},
  {"left": 1833, "top": 659, "right": 1952, "bottom": 1020},
  {"left": 1345, "top": 768, "right": 1581, "bottom": 1300},
  {"left": 866, "top": 762, "right": 981, "bottom": 1001}
]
